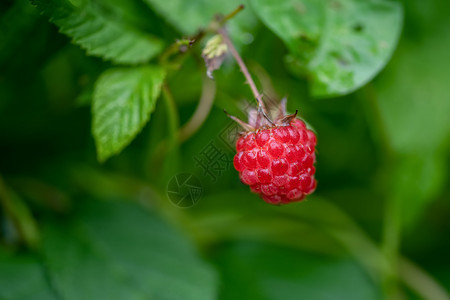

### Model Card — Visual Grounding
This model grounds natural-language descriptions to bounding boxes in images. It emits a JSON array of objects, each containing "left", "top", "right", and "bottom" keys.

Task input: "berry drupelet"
[
  {"left": 229, "top": 99, "right": 317, "bottom": 205},
  {"left": 216, "top": 24, "right": 317, "bottom": 205}
]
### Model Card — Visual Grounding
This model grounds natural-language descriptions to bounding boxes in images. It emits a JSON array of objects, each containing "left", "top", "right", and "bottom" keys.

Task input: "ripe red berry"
[{"left": 229, "top": 100, "right": 317, "bottom": 205}]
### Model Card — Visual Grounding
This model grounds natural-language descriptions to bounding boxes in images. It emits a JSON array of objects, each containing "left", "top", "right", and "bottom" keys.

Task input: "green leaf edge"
[
  {"left": 310, "top": 2, "right": 404, "bottom": 98},
  {"left": 30, "top": 0, "right": 165, "bottom": 64},
  {"left": 92, "top": 66, "right": 166, "bottom": 163},
  {"left": 249, "top": 0, "right": 404, "bottom": 98}
]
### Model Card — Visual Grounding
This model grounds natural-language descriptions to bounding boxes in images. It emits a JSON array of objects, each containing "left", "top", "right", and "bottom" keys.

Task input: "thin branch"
[
  {"left": 218, "top": 27, "right": 266, "bottom": 112},
  {"left": 178, "top": 76, "right": 216, "bottom": 142},
  {"left": 159, "top": 5, "right": 245, "bottom": 68},
  {"left": 400, "top": 259, "right": 450, "bottom": 300},
  {"left": 161, "top": 83, "right": 180, "bottom": 148},
  {"left": 218, "top": 4, "right": 245, "bottom": 25}
]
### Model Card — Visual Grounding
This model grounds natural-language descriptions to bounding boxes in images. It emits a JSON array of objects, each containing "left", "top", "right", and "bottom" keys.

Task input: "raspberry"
[{"left": 229, "top": 100, "right": 317, "bottom": 205}]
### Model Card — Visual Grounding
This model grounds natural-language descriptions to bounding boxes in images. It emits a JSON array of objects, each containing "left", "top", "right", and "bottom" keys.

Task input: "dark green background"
[{"left": 1, "top": 0, "right": 449, "bottom": 299}]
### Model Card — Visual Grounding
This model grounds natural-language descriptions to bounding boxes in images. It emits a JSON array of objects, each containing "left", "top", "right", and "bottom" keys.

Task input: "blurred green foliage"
[
  {"left": 251, "top": 0, "right": 403, "bottom": 97},
  {"left": 1, "top": 0, "right": 449, "bottom": 299}
]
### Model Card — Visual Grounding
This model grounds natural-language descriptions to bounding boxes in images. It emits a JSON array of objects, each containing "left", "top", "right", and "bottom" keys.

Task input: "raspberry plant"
[
  {"left": 233, "top": 117, "right": 317, "bottom": 204},
  {"left": 207, "top": 23, "right": 318, "bottom": 204},
  {"left": 2, "top": 1, "right": 450, "bottom": 300}
]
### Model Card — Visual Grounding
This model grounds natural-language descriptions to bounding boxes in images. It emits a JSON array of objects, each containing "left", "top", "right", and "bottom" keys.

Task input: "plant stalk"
[{"left": 218, "top": 27, "right": 266, "bottom": 112}]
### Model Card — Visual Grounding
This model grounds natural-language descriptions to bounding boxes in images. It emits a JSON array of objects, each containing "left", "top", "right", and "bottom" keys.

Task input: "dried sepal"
[
  {"left": 224, "top": 110, "right": 255, "bottom": 132},
  {"left": 202, "top": 34, "right": 228, "bottom": 79}
]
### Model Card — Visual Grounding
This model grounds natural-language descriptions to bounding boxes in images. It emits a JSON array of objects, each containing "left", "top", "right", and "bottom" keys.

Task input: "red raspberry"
[{"left": 229, "top": 100, "right": 317, "bottom": 205}]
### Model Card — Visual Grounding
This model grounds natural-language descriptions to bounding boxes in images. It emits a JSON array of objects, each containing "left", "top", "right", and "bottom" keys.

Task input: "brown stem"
[
  {"left": 218, "top": 27, "right": 266, "bottom": 112},
  {"left": 219, "top": 5, "right": 245, "bottom": 25},
  {"left": 159, "top": 5, "right": 245, "bottom": 68}
]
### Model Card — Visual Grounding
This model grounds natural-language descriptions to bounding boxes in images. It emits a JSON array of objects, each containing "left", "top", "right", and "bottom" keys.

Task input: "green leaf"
[
  {"left": 374, "top": 19, "right": 450, "bottom": 227},
  {"left": 389, "top": 153, "right": 445, "bottom": 228},
  {"left": 0, "top": 249, "right": 57, "bottom": 300},
  {"left": 216, "top": 242, "right": 381, "bottom": 300},
  {"left": 42, "top": 199, "right": 217, "bottom": 300},
  {"left": 92, "top": 66, "right": 166, "bottom": 162},
  {"left": 251, "top": 0, "right": 403, "bottom": 97},
  {"left": 0, "top": 179, "right": 40, "bottom": 247},
  {"left": 142, "top": 0, "right": 257, "bottom": 45},
  {"left": 31, "top": 0, "right": 164, "bottom": 64}
]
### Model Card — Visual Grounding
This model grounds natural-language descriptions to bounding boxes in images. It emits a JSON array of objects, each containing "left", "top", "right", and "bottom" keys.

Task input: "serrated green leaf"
[
  {"left": 92, "top": 66, "right": 165, "bottom": 162},
  {"left": 251, "top": 0, "right": 403, "bottom": 97},
  {"left": 0, "top": 250, "right": 57, "bottom": 300},
  {"left": 31, "top": 0, "right": 164, "bottom": 64},
  {"left": 42, "top": 199, "right": 217, "bottom": 300},
  {"left": 216, "top": 242, "right": 381, "bottom": 300}
]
